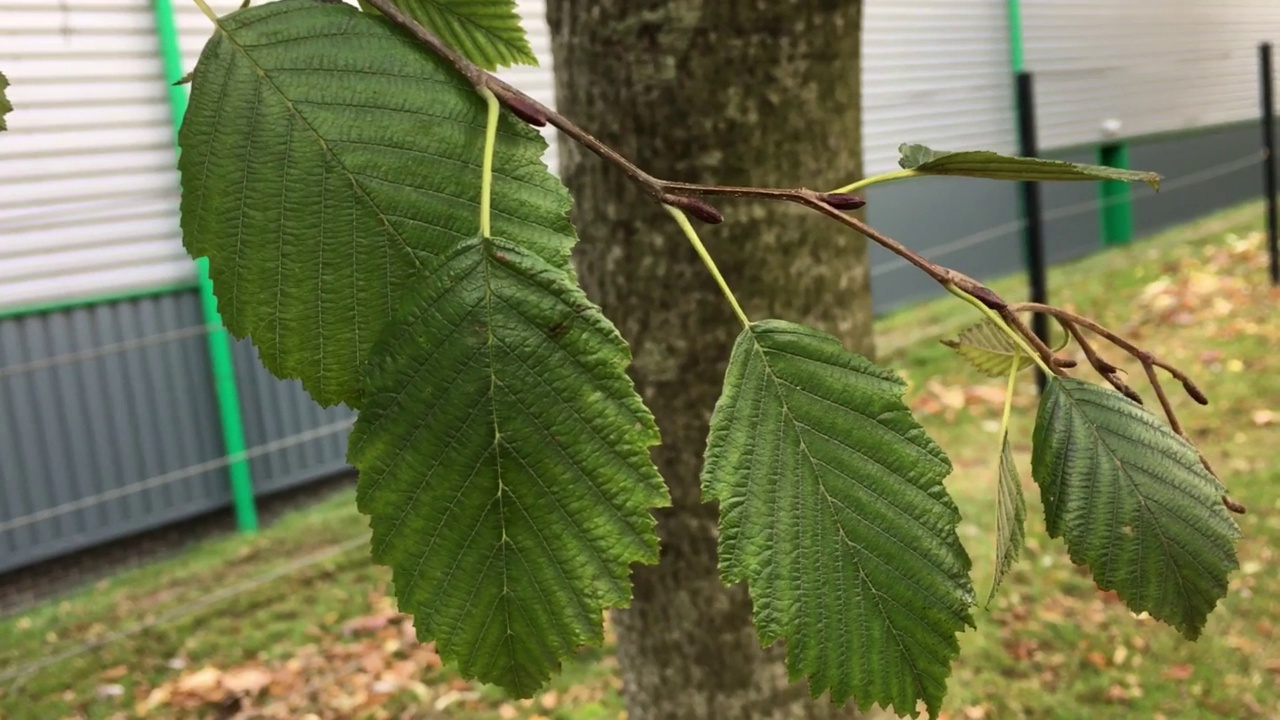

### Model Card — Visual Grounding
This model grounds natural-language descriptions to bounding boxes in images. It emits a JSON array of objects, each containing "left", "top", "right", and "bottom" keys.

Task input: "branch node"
[
  {"left": 967, "top": 285, "right": 1008, "bottom": 311},
  {"left": 502, "top": 94, "right": 549, "bottom": 127},
  {"left": 661, "top": 194, "right": 724, "bottom": 225},
  {"left": 818, "top": 192, "right": 867, "bottom": 211},
  {"left": 1182, "top": 379, "right": 1210, "bottom": 406}
]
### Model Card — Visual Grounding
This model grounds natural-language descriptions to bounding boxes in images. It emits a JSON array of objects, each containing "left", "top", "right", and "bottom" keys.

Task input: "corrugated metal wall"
[
  {"left": 0, "top": 0, "right": 194, "bottom": 311},
  {"left": 1023, "top": 0, "right": 1280, "bottom": 149},
  {"left": 0, "top": 292, "right": 355, "bottom": 574},
  {"left": 862, "top": 0, "right": 1016, "bottom": 175},
  {"left": 0, "top": 293, "right": 225, "bottom": 569}
]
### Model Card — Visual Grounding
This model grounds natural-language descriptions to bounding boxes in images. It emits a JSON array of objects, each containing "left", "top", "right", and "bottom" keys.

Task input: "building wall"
[
  {"left": 0, "top": 0, "right": 193, "bottom": 311},
  {"left": 0, "top": 0, "right": 1274, "bottom": 573},
  {"left": 862, "top": 0, "right": 1016, "bottom": 175},
  {"left": 1023, "top": 0, "right": 1280, "bottom": 149},
  {"left": 0, "top": 290, "right": 354, "bottom": 574}
]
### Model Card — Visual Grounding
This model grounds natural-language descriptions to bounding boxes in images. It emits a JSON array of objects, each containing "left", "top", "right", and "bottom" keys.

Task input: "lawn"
[{"left": 1, "top": 201, "right": 1277, "bottom": 720}]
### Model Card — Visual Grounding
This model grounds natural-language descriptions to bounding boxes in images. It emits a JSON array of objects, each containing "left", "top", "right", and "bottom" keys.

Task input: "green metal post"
[
  {"left": 151, "top": 0, "right": 259, "bottom": 532},
  {"left": 1007, "top": 0, "right": 1025, "bottom": 72},
  {"left": 1098, "top": 142, "right": 1134, "bottom": 246}
]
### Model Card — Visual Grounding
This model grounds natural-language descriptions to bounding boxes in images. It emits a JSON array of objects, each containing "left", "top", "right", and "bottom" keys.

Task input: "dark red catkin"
[
  {"left": 819, "top": 192, "right": 867, "bottom": 210},
  {"left": 663, "top": 195, "right": 724, "bottom": 225},
  {"left": 504, "top": 95, "right": 548, "bottom": 128}
]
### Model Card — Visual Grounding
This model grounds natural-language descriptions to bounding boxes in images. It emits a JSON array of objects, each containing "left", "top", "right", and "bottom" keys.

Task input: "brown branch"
[
  {"left": 1013, "top": 303, "right": 1206, "bottom": 406},
  {"left": 998, "top": 307, "right": 1068, "bottom": 377},
  {"left": 1060, "top": 320, "right": 1143, "bottom": 404},
  {"left": 369, "top": 1, "right": 1242, "bottom": 514}
]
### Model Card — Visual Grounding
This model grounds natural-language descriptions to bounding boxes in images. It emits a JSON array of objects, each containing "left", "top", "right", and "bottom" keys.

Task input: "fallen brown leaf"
[{"left": 221, "top": 666, "right": 273, "bottom": 696}]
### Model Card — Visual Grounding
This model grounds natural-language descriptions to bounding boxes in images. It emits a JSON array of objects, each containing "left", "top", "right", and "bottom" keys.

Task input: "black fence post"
[
  {"left": 1260, "top": 42, "right": 1279, "bottom": 286},
  {"left": 1016, "top": 71, "right": 1049, "bottom": 392}
]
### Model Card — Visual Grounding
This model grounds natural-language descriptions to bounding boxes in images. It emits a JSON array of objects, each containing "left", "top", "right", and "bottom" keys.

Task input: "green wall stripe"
[{"left": 151, "top": 0, "right": 259, "bottom": 532}]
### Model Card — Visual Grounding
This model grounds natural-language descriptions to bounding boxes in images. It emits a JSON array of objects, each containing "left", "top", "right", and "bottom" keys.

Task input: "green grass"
[{"left": 2, "top": 200, "right": 1278, "bottom": 719}]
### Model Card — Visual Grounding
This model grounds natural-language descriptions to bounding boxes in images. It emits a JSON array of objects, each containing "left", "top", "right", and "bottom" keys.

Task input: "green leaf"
[
  {"left": 356, "top": 0, "right": 536, "bottom": 70},
  {"left": 943, "top": 320, "right": 1068, "bottom": 378},
  {"left": 178, "top": 0, "right": 573, "bottom": 407},
  {"left": 899, "top": 143, "right": 1161, "bottom": 189},
  {"left": 349, "top": 234, "right": 668, "bottom": 697},
  {"left": 1031, "top": 377, "right": 1241, "bottom": 639},
  {"left": 986, "top": 434, "right": 1025, "bottom": 607},
  {"left": 0, "top": 70, "right": 11, "bottom": 131},
  {"left": 703, "top": 320, "right": 974, "bottom": 719}
]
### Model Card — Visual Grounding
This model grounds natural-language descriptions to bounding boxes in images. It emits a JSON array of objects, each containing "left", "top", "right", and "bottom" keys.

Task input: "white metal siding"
[
  {"left": 1024, "top": 1, "right": 1280, "bottom": 149},
  {"left": 862, "top": 0, "right": 1016, "bottom": 175},
  {"left": 0, "top": 0, "right": 191, "bottom": 312}
]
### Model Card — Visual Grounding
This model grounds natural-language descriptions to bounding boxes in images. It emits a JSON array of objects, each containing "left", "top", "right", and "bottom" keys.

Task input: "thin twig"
[
  {"left": 1015, "top": 304, "right": 1244, "bottom": 514},
  {"left": 1013, "top": 303, "right": 1208, "bottom": 405},
  {"left": 366, "top": 0, "right": 1241, "bottom": 515},
  {"left": 361, "top": 0, "right": 959, "bottom": 285},
  {"left": 1059, "top": 319, "right": 1143, "bottom": 404}
]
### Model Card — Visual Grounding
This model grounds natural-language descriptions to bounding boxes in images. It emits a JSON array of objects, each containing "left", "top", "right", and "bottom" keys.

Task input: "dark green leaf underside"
[
  {"left": 0, "top": 70, "right": 11, "bottom": 131},
  {"left": 987, "top": 434, "right": 1026, "bottom": 607},
  {"left": 703, "top": 320, "right": 974, "bottom": 719},
  {"left": 178, "top": 0, "right": 573, "bottom": 407},
  {"left": 349, "top": 234, "right": 668, "bottom": 696},
  {"left": 899, "top": 143, "right": 1161, "bottom": 189},
  {"left": 1031, "top": 377, "right": 1240, "bottom": 639},
  {"left": 357, "top": 0, "right": 537, "bottom": 70}
]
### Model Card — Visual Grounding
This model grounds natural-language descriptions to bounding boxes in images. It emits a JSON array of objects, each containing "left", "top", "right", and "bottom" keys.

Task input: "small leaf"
[
  {"left": 899, "top": 143, "right": 1161, "bottom": 189},
  {"left": 943, "top": 320, "right": 1067, "bottom": 378},
  {"left": 350, "top": 234, "right": 668, "bottom": 696},
  {"left": 356, "top": 0, "right": 537, "bottom": 70},
  {"left": 0, "top": 70, "right": 11, "bottom": 131},
  {"left": 1031, "top": 377, "right": 1241, "bottom": 639},
  {"left": 943, "top": 321, "right": 1034, "bottom": 378},
  {"left": 986, "top": 434, "right": 1025, "bottom": 607},
  {"left": 704, "top": 320, "right": 974, "bottom": 719}
]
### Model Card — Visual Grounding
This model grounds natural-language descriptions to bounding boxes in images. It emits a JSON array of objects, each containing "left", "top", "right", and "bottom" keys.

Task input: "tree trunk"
[{"left": 546, "top": 2, "right": 884, "bottom": 719}]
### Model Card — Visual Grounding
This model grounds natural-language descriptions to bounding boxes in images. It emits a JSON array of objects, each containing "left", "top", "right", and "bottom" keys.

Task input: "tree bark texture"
[{"left": 546, "top": 2, "right": 884, "bottom": 719}]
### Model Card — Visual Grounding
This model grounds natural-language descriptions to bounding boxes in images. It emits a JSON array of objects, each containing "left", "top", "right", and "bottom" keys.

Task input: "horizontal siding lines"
[
  {"left": 0, "top": 0, "right": 190, "bottom": 313},
  {"left": 1024, "top": 0, "right": 1280, "bottom": 148},
  {"left": 862, "top": 0, "right": 1014, "bottom": 174}
]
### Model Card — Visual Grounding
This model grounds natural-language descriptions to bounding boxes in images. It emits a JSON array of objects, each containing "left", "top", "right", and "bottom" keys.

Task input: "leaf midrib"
[
  {"left": 1055, "top": 384, "right": 1197, "bottom": 618},
  {"left": 749, "top": 333, "right": 929, "bottom": 703}
]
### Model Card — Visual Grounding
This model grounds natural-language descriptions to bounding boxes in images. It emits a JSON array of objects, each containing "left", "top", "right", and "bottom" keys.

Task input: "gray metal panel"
[
  {"left": 866, "top": 176, "right": 1022, "bottom": 314},
  {"left": 231, "top": 340, "right": 354, "bottom": 497},
  {"left": 1130, "top": 123, "right": 1263, "bottom": 237},
  {"left": 1041, "top": 148, "right": 1103, "bottom": 267},
  {"left": 0, "top": 291, "right": 228, "bottom": 573}
]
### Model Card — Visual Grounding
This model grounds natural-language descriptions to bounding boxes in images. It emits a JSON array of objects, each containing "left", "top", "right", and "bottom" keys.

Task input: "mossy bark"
[{"left": 546, "top": 2, "right": 882, "bottom": 718}]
